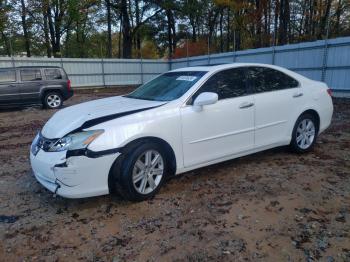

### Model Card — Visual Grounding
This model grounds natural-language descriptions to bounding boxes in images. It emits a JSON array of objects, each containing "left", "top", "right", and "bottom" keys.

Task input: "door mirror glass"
[{"left": 193, "top": 92, "right": 218, "bottom": 111}]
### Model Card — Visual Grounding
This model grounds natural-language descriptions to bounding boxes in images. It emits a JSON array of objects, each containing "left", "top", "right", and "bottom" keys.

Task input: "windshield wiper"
[{"left": 123, "top": 95, "right": 162, "bottom": 102}]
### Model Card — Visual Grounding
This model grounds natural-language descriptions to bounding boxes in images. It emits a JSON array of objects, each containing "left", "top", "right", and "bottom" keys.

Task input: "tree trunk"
[
  {"left": 263, "top": 0, "right": 269, "bottom": 46},
  {"left": 208, "top": 9, "right": 219, "bottom": 48},
  {"left": 135, "top": 0, "right": 141, "bottom": 57},
  {"left": 166, "top": 9, "right": 173, "bottom": 58},
  {"left": 118, "top": 15, "right": 122, "bottom": 58},
  {"left": 1, "top": 31, "right": 11, "bottom": 56},
  {"left": 219, "top": 8, "right": 224, "bottom": 52},
  {"left": 235, "top": 30, "right": 241, "bottom": 51},
  {"left": 278, "top": 0, "right": 289, "bottom": 45},
  {"left": 47, "top": 5, "right": 62, "bottom": 57},
  {"left": 20, "top": 0, "right": 31, "bottom": 57},
  {"left": 42, "top": 1, "right": 52, "bottom": 57},
  {"left": 106, "top": 0, "right": 112, "bottom": 58},
  {"left": 120, "top": 0, "right": 132, "bottom": 58},
  {"left": 310, "top": 0, "right": 317, "bottom": 38},
  {"left": 299, "top": 0, "right": 307, "bottom": 38},
  {"left": 335, "top": 0, "right": 342, "bottom": 35},
  {"left": 274, "top": 0, "right": 279, "bottom": 45},
  {"left": 226, "top": 8, "right": 230, "bottom": 51},
  {"left": 255, "top": 0, "right": 262, "bottom": 48},
  {"left": 319, "top": 0, "right": 332, "bottom": 38},
  {"left": 171, "top": 13, "right": 176, "bottom": 53},
  {"left": 191, "top": 23, "right": 196, "bottom": 42}
]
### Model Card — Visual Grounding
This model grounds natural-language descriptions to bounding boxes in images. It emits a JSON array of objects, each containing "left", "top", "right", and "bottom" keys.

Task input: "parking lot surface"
[{"left": 0, "top": 88, "right": 349, "bottom": 261}]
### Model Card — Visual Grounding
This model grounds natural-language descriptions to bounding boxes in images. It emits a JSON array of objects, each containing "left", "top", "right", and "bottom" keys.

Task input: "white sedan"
[{"left": 30, "top": 63, "right": 333, "bottom": 200}]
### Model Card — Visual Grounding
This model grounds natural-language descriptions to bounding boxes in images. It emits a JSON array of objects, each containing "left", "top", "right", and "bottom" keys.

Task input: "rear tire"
[
  {"left": 290, "top": 113, "right": 318, "bottom": 153},
  {"left": 110, "top": 142, "right": 169, "bottom": 201},
  {"left": 43, "top": 91, "right": 63, "bottom": 109}
]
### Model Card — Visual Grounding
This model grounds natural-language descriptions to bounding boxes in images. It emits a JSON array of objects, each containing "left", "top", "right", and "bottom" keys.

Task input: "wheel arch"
[
  {"left": 108, "top": 136, "right": 177, "bottom": 193},
  {"left": 41, "top": 88, "right": 63, "bottom": 101},
  {"left": 298, "top": 109, "right": 320, "bottom": 132}
]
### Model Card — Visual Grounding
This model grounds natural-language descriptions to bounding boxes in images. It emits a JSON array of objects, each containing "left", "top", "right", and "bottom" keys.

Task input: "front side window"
[
  {"left": 125, "top": 71, "right": 207, "bottom": 101},
  {"left": 191, "top": 67, "right": 248, "bottom": 102},
  {"left": 45, "top": 69, "right": 62, "bottom": 80},
  {"left": 0, "top": 70, "right": 16, "bottom": 83},
  {"left": 20, "top": 69, "right": 42, "bottom": 82},
  {"left": 246, "top": 67, "right": 299, "bottom": 93}
]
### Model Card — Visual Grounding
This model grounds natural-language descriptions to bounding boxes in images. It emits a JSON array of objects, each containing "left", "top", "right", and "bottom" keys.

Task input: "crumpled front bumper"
[{"left": 30, "top": 149, "right": 120, "bottom": 198}]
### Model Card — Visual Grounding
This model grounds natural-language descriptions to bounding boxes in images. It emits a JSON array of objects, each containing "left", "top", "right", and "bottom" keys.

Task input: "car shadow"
[{"left": 30, "top": 146, "right": 292, "bottom": 210}]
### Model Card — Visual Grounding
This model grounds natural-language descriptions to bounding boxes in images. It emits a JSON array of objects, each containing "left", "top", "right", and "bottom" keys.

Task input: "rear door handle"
[
  {"left": 239, "top": 102, "right": 254, "bottom": 109},
  {"left": 293, "top": 92, "right": 303, "bottom": 98}
]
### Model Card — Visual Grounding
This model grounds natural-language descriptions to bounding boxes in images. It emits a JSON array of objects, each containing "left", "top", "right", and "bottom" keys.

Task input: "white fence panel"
[{"left": 0, "top": 36, "right": 349, "bottom": 92}]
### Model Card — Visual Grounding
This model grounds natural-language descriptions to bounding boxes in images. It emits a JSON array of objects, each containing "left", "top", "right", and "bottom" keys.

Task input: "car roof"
[
  {"left": 170, "top": 62, "right": 287, "bottom": 72},
  {"left": 169, "top": 62, "right": 312, "bottom": 82},
  {"left": 0, "top": 66, "right": 62, "bottom": 70}
]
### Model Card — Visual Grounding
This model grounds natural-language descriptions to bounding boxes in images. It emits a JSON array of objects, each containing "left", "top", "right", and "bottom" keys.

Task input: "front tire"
[
  {"left": 43, "top": 91, "right": 63, "bottom": 109},
  {"left": 290, "top": 113, "right": 318, "bottom": 153},
  {"left": 111, "top": 142, "right": 169, "bottom": 201}
]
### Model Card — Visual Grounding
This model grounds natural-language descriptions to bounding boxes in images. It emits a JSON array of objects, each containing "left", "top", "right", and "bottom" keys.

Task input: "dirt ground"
[{"left": 0, "top": 88, "right": 349, "bottom": 262}]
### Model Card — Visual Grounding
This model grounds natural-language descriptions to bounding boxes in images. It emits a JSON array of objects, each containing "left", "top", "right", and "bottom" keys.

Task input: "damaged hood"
[{"left": 41, "top": 96, "right": 165, "bottom": 139}]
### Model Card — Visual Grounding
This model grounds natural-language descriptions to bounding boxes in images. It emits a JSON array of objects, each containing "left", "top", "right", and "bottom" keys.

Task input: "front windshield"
[{"left": 125, "top": 71, "right": 207, "bottom": 101}]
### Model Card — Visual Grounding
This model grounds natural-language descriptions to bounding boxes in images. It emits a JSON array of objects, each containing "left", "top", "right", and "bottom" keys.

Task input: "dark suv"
[{"left": 0, "top": 66, "right": 73, "bottom": 109}]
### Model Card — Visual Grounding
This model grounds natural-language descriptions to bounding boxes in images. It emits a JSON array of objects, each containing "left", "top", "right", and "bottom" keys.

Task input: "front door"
[{"left": 180, "top": 67, "right": 255, "bottom": 167}]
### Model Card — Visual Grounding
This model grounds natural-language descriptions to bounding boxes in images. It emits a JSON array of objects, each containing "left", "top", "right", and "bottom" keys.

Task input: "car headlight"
[
  {"left": 48, "top": 130, "right": 104, "bottom": 152},
  {"left": 31, "top": 132, "right": 41, "bottom": 155}
]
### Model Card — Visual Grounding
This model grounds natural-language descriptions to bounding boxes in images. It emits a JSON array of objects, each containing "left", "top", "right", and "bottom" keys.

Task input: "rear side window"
[
  {"left": 0, "top": 70, "right": 16, "bottom": 83},
  {"left": 247, "top": 67, "right": 299, "bottom": 93},
  {"left": 20, "top": 69, "right": 42, "bottom": 82},
  {"left": 45, "top": 69, "right": 62, "bottom": 80}
]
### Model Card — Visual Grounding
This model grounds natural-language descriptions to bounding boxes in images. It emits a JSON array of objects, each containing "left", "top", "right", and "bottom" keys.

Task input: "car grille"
[{"left": 37, "top": 134, "right": 59, "bottom": 152}]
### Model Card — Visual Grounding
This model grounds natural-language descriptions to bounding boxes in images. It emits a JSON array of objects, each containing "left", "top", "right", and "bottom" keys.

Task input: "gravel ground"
[{"left": 0, "top": 88, "right": 349, "bottom": 261}]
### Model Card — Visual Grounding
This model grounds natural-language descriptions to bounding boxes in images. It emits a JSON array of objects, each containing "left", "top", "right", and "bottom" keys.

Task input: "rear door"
[
  {"left": 246, "top": 66, "right": 304, "bottom": 147},
  {"left": 0, "top": 69, "right": 20, "bottom": 104},
  {"left": 43, "top": 68, "right": 68, "bottom": 94},
  {"left": 19, "top": 68, "right": 43, "bottom": 103}
]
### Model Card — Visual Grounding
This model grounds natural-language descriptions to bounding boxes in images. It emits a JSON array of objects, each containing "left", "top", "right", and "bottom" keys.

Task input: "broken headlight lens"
[
  {"left": 48, "top": 130, "right": 104, "bottom": 152},
  {"left": 31, "top": 133, "right": 41, "bottom": 155}
]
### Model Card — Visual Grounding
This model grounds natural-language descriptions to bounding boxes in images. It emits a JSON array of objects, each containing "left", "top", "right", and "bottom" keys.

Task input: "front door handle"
[
  {"left": 239, "top": 102, "right": 254, "bottom": 109},
  {"left": 293, "top": 92, "right": 303, "bottom": 98}
]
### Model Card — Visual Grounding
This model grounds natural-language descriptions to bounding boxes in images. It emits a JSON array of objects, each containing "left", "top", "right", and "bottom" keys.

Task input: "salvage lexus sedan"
[{"left": 30, "top": 63, "right": 333, "bottom": 201}]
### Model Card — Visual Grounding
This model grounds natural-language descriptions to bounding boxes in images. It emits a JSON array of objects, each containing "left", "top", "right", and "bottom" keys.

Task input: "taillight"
[
  {"left": 327, "top": 88, "right": 332, "bottom": 97},
  {"left": 67, "top": 79, "right": 71, "bottom": 91}
]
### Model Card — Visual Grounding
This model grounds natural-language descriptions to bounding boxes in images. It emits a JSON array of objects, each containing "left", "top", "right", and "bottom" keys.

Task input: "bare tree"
[
  {"left": 106, "top": 0, "right": 112, "bottom": 57},
  {"left": 20, "top": 0, "right": 31, "bottom": 56}
]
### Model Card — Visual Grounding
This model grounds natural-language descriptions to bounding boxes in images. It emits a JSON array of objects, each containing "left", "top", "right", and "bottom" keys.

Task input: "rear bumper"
[
  {"left": 63, "top": 89, "right": 74, "bottom": 100},
  {"left": 319, "top": 96, "right": 334, "bottom": 134}
]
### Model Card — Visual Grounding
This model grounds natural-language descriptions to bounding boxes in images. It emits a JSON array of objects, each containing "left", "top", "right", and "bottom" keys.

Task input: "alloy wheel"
[
  {"left": 296, "top": 119, "right": 316, "bottom": 149},
  {"left": 47, "top": 94, "right": 61, "bottom": 108},
  {"left": 132, "top": 150, "right": 164, "bottom": 195}
]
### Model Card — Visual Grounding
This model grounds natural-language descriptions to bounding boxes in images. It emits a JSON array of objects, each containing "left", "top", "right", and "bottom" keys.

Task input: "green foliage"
[{"left": 0, "top": 0, "right": 349, "bottom": 58}]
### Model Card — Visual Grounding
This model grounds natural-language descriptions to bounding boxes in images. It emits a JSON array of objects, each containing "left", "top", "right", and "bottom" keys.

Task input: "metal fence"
[
  {"left": 0, "top": 57, "right": 169, "bottom": 87},
  {"left": 171, "top": 36, "right": 350, "bottom": 94},
  {"left": 0, "top": 36, "right": 350, "bottom": 93}
]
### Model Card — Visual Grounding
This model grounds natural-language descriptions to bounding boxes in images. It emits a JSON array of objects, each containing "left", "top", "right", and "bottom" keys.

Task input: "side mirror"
[{"left": 193, "top": 92, "right": 218, "bottom": 112}]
